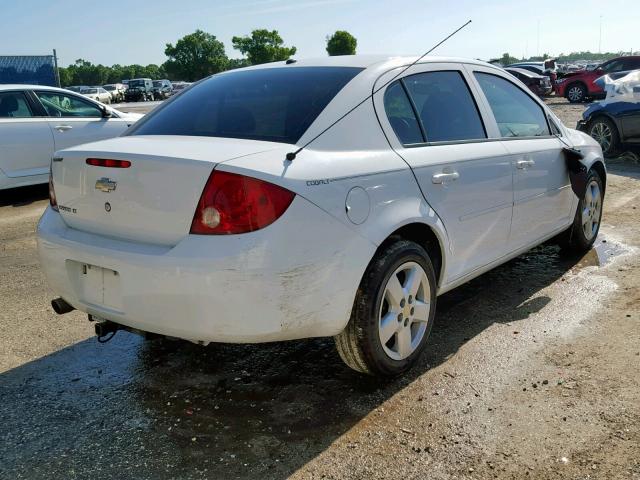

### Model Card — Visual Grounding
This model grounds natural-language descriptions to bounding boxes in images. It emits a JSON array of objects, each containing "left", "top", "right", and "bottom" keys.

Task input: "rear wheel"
[
  {"left": 566, "top": 83, "right": 587, "bottom": 103},
  {"left": 589, "top": 117, "right": 620, "bottom": 157},
  {"left": 559, "top": 169, "right": 604, "bottom": 253},
  {"left": 335, "top": 239, "right": 436, "bottom": 377}
]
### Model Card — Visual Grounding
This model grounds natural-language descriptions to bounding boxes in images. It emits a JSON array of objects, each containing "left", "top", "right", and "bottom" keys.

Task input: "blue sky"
[{"left": 1, "top": 0, "right": 637, "bottom": 66}]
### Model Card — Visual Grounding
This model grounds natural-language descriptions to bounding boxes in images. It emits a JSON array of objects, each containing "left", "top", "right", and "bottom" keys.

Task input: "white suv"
[{"left": 38, "top": 56, "right": 605, "bottom": 376}]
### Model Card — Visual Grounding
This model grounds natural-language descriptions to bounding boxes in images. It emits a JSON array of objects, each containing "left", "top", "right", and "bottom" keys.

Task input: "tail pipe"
[
  {"left": 94, "top": 320, "right": 119, "bottom": 338},
  {"left": 51, "top": 297, "right": 75, "bottom": 315}
]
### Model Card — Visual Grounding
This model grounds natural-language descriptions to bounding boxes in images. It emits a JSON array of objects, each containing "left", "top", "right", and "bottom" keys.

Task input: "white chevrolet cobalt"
[{"left": 38, "top": 56, "right": 605, "bottom": 376}]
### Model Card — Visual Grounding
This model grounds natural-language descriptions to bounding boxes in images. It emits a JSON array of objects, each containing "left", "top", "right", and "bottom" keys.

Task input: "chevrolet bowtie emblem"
[{"left": 95, "top": 177, "right": 117, "bottom": 193}]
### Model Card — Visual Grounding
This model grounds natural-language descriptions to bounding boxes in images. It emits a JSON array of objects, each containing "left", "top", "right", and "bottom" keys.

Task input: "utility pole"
[
  {"left": 537, "top": 20, "right": 540, "bottom": 57},
  {"left": 598, "top": 15, "right": 603, "bottom": 53},
  {"left": 53, "top": 49, "right": 60, "bottom": 88}
]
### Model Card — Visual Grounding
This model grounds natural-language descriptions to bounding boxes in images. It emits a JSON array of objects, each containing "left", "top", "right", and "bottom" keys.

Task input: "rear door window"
[
  {"left": 403, "top": 71, "right": 486, "bottom": 143},
  {"left": 474, "top": 72, "right": 550, "bottom": 138},
  {"left": 383, "top": 81, "right": 423, "bottom": 144}
]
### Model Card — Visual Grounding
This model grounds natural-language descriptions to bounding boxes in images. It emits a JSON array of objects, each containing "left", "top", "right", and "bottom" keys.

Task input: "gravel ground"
[{"left": 1, "top": 99, "right": 639, "bottom": 480}]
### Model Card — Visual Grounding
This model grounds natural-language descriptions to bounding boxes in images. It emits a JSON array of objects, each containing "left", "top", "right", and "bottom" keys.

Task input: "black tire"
[
  {"left": 334, "top": 239, "right": 437, "bottom": 377},
  {"left": 588, "top": 116, "right": 620, "bottom": 158},
  {"left": 558, "top": 169, "right": 604, "bottom": 253},
  {"left": 565, "top": 82, "right": 587, "bottom": 103}
]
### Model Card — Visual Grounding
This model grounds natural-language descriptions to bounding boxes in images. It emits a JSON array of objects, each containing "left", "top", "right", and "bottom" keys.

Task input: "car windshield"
[
  {"left": 104, "top": 85, "right": 115, "bottom": 91},
  {"left": 85, "top": 88, "right": 97, "bottom": 94},
  {"left": 130, "top": 66, "right": 363, "bottom": 144},
  {"left": 153, "top": 81, "right": 162, "bottom": 87},
  {"left": 129, "top": 80, "right": 145, "bottom": 88}
]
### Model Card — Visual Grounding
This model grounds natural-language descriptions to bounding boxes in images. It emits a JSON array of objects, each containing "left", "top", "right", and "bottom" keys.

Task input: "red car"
[{"left": 555, "top": 56, "right": 640, "bottom": 103}]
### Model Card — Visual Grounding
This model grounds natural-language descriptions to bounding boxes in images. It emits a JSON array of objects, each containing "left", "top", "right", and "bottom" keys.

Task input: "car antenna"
[{"left": 285, "top": 19, "right": 473, "bottom": 162}]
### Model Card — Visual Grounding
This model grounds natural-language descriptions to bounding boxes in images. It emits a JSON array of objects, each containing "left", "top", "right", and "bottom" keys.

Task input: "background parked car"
[
  {"left": 556, "top": 56, "right": 640, "bottom": 103},
  {"left": 152, "top": 79, "right": 173, "bottom": 100},
  {"left": 124, "top": 78, "right": 154, "bottom": 102},
  {"left": 507, "top": 59, "right": 558, "bottom": 84},
  {"left": 102, "top": 83, "right": 126, "bottom": 103},
  {"left": 169, "top": 81, "right": 191, "bottom": 96},
  {"left": 578, "top": 82, "right": 640, "bottom": 157},
  {"left": 505, "top": 67, "right": 553, "bottom": 96},
  {"left": 66, "top": 85, "right": 89, "bottom": 93},
  {"left": 80, "top": 87, "right": 112, "bottom": 104},
  {"left": 0, "top": 85, "right": 142, "bottom": 190}
]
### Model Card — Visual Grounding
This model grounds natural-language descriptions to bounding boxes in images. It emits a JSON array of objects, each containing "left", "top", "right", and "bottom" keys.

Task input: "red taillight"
[
  {"left": 49, "top": 168, "right": 58, "bottom": 211},
  {"left": 190, "top": 171, "right": 295, "bottom": 235},
  {"left": 86, "top": 158, "right": 131, "bottom": 168}
]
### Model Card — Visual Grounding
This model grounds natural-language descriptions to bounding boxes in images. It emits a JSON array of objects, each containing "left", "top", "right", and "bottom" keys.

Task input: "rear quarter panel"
[{"left": 217, "top": 100, "right": 451, "bottom": 287}]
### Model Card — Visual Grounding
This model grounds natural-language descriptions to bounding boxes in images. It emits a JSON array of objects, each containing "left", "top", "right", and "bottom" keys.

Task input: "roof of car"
[
  {"left": 0, "top": 84, "right": 75, "bottom": 92},
  {"left": 242, "top": 55, "right": 493, "bottom": 70}
]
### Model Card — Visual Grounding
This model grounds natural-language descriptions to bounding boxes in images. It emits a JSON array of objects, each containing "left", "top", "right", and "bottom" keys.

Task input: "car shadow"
[
  {"left": 0, "top": 183, "right": 48, "bottom": 207},
  {"left": 0, "top": 244, "right": 584, "bottom": 479},
  {"left": 607, "top": 155, "right": 640, "bottom": 180}
]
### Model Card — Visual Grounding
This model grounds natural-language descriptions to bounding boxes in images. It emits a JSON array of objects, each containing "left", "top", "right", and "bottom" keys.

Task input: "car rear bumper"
[{"left": 37, "top": 198, "right": 375, "bottom": 343}]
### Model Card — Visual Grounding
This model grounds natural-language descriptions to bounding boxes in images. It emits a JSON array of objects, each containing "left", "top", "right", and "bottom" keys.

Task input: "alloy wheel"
[
  {"left": 582, "top": 180, "right": 602, "bottom": 240},
  {"left": 378, "top": 261, "right": 431, "bottom": 361},
  {"left": 590, "top": 122, "right": 612, "bottom": 153},
  {"left": 567, "top": 86, "right": 584, "bottom": 102}
]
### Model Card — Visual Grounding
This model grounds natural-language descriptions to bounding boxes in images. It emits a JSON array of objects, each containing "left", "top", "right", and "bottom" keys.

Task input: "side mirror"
[{"left": 101, "top": 106, "right": 112, "bottom": 118}]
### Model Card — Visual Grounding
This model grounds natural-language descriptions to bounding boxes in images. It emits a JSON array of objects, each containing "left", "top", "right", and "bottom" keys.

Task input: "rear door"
[
  {"left": 0, "top": 90, "right": 54, "bottom": 178},
  {"left": 33, "top": 90, "right": 130, "bottom": 151},
  {"left": 471, "top": 68, "right": 574, "bottom": 250},
  {"left": 374, "top": 64, "right": 514, "bottom": 284}
]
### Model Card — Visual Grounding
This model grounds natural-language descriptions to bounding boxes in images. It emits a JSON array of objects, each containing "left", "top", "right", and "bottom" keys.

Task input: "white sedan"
[
  {"left": 81, "top": 87, "right": 112, "bottom": 104},
  {"left": 0, "top": 85, "right": 142, "bottom": 190},
  {"left": 38, "top": 56, "right": 605, "bottom": 376}
]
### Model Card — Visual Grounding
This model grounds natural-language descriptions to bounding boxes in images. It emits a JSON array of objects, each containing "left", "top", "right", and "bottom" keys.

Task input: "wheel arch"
[
  {"left": 565, "top": 80, "right": 588, "bottom": 99},
  {"left": 376, "top": 222, "right": 446, "bottom": 290},
  {"left": 590, "top": 160, "right": 607, "bottom": 195}
]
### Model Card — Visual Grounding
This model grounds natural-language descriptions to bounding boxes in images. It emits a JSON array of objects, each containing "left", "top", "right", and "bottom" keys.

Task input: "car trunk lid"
[{"left": 52, "top": 135, "right": 285, "bottom": 246}]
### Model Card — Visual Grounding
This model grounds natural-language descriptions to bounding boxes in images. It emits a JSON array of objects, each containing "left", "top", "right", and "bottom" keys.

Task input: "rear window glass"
[
  {"left": 129, "top": 67, "right": 363, "bottom": 144},
  {"left": 403, "top": 71, "right": 486, "bottom": 143}
]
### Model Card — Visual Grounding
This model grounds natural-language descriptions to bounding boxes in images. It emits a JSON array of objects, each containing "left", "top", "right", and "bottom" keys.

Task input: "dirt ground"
[{"left": 0, "top": 99, "right": 639, "bottom": 480}]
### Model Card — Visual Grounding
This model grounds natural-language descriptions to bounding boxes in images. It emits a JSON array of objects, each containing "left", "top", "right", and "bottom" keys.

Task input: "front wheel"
[
  {"left": 335, "top": 239, "right": 437, "bottom": 377},
  {"left": 589, "top": 117, "right": 620, "bottom": 157},
  {"left": 566, "top": 83, "right": 587, "bottom": 103},
  {"left": 559, "top": 169, "right": 604, "bottom": 253}
]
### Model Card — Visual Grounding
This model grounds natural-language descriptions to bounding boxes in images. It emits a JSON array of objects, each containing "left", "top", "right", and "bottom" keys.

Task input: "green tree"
[
  {"left": 57, "top": 67, "right": 72, "bottom": 87},
  {"left": 326, "top": 30, "right": 357, "bottom": 56},
  {"left": 163, "top": 30, "right": 228, "bottom": 81},
  {"left": 500, "top": 52, "right": 520, "bottom": 66},
  {"left": 226, "top": 58, "right": 251, "bottom": 70},
  {"left": 232, "top": 29, "right": 296, "bottom": 65}
]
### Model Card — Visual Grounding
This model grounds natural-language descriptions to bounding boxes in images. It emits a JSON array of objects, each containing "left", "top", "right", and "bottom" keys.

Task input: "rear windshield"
[{"left": 129, "top": 66, "right": 363, "bottom": 144}]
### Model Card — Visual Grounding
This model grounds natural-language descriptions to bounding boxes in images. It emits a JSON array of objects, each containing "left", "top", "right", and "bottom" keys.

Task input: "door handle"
[
  {"left": 54, "top": 125, "right": 73, "bottom": 132},
  {"left": 432, "top": 171, "right": 460, "bottom": 184},
  {"left": 516, "top": 159, "right": 535, "bottom": 169}
]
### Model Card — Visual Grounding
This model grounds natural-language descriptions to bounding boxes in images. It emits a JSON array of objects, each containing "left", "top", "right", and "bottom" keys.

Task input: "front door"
[
  {"left": 33, "top": 90, "right": 129, "bottom": 151},
  {"left": 472, "top": 71, "right": 574, "bottom": 250}
]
